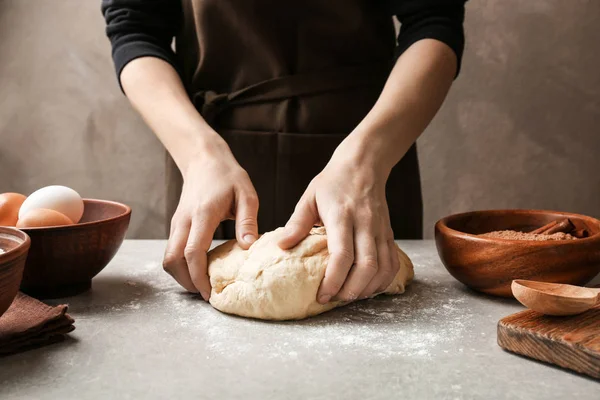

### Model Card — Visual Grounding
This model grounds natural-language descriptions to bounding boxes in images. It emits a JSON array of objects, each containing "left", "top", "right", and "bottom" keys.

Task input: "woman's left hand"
[{"left": 277, "top": 143, "right": 400, "bottom": 304}]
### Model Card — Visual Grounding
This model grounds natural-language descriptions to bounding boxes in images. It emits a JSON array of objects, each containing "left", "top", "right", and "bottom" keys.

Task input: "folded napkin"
[{"left": 0, "top": 292, "right": 75, "bottom": 356}]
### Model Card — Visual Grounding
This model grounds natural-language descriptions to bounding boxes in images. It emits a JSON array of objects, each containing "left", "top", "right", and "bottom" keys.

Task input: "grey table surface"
[{"left": 0, "top": 240, "right": 598, "bottom": 400}]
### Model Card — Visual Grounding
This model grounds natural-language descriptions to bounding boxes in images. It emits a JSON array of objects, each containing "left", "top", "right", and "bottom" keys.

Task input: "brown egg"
[
  {"left": 16, "top": 208, "right": 74, "bottom": 228},
  {"left": 0, "top": 192, "right": 27, "bottom": 227}
]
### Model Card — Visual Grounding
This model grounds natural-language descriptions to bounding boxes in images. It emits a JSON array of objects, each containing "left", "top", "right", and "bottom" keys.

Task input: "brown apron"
[{"left": 168, "top": 0, "right": 423, "bottom": 239}]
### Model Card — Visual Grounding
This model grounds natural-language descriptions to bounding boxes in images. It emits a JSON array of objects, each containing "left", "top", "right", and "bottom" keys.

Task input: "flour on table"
[
  {"left": 117, "top": 247, "right": 473, "bottom": 360},
  {"left": 161, "top": 273, "right": 472, "bottom": 360}
]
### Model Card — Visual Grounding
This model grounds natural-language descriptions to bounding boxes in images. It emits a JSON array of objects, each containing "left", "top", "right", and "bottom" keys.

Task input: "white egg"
[{"left": 19, "top": 185, "right": 84, "bottom": 223}]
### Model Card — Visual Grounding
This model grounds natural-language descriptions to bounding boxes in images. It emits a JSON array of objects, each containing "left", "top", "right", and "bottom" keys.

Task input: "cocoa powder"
[{"left": 480, "top": 230, "right": 577, "bottom": 241}]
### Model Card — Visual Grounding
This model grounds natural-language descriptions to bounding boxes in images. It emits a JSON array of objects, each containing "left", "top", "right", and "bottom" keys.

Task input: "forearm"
[
  {"left": 120, "top": 57, "right": 226, "bottom": 174},
  {"left": 339, "top": 39, "right": 457, "bottom": 174}
]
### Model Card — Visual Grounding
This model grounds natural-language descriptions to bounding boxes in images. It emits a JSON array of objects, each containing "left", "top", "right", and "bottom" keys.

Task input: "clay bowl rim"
[
  {"left": 0, "top": 226, "right": 31, "bottom": 262},
  {"left": 18, "top": 198, "right": 131, "bottom": 232},
  {"left": 436, "top": 209, "right": 600, "bottom": 246}
]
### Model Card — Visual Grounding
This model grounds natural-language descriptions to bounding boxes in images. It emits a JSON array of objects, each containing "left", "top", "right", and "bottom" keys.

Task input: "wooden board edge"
[{"left": 497, "top": 322, "right": 600, "bottom": 380}]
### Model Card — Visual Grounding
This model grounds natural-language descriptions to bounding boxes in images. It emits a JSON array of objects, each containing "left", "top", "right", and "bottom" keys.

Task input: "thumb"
[
  {"left": 278, "top": 198, "right": 318, "bottom": 249},
  {"left": 235, "top": 193, "right": 259, "bottom": 249}
]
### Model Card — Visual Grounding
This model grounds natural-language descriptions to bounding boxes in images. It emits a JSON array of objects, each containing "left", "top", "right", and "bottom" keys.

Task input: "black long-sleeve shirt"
[{"left": 101, "top": 0, "right": 466, "bottom": 87}]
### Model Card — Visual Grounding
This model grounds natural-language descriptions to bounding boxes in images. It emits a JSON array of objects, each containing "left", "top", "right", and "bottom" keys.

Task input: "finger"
[
  {"left": 372, "top": 206, "right": 398, "bottom": 294},
  {"left": 317, "top": 212, "right": 354, "bottom": 304},
  {"left": 185, "top": 213, "right": 220, "bottom": 301},
  {"left": 278, "top": 197, "right": 319, "bottom": 249},
  {"left": 359, "top": 235, "right": 393, "bottom": 299},
  {"left": 163, "top": 217, "right": 198, "bottom": 293},
  {"left": 335, "top": 227, "right": 378, "bottom": 302},
  {"left": 235, "top": 191, "right": 259, "bottom": 249},
  {"left": 379, "top": 238, "right": 401, "bottom": 293}
]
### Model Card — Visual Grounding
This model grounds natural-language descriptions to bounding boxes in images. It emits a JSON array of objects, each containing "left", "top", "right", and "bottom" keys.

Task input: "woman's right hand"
[
  {"left": 118, "top": 57, "right": 259, "bottom": 301},
  {"left": 162, "top": 139, "right": 259, "bottom": 301}
]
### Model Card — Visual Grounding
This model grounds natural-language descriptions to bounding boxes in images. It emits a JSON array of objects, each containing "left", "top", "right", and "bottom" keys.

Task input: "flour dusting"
[
  {"left": 160, "top": 273, "right": 473, "bottom": 360},
  {"left": 114, "top": 252, "right": 474, "bottom": 361}
]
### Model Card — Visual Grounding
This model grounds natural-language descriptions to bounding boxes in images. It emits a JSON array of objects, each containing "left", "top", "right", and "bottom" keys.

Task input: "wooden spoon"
[{"left": 511, "top": 280, "right": 600, "bottom": 316}]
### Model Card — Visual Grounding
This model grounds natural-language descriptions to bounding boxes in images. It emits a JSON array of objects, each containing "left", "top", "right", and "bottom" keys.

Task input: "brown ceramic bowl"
[
  {"left": 435, "top": 209, "right": 600, "bottom": 298},
  {"left": 0, "top": 227, "right": 31, "bottom": 317},
  {"left": 19, "top": 199, "right": 131, "bottom": 299}
]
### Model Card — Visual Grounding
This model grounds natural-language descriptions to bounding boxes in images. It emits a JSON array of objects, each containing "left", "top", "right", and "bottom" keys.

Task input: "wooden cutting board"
[{"left": 497, "top": 302, "right": 600, "bottom": 380}]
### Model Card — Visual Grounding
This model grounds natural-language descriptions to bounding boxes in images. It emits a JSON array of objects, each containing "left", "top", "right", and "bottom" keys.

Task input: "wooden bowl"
[
  {"left": 19, "top": 199, "right": 131, "bottom": 299},
  {"left": 435, "top": 209, "right": 600, "bottom": 297},
  {"left": 0, "top": 227, "right": 30, "bottom": 317}
]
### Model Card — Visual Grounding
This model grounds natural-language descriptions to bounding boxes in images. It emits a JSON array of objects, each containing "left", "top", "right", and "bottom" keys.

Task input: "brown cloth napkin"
[{"left": 0, "top": 292, "right": 75, "bottom": 356}]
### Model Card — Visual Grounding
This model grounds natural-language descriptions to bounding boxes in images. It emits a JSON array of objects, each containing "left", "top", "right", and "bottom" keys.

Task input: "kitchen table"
[{"left": 0, "top": 240, "right": 598, "bottom": 399}]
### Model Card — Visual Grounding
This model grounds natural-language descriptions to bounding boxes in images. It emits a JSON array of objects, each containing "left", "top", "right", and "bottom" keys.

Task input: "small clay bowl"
[
  {"left": 0, "top": 227, "right": 31, "bottom": 317},
  {"left": 19, "top": 199, "right": 131, "bottom": 299},
  {"left": 435, "top": 209, "right": 600, "bottom": 298}
]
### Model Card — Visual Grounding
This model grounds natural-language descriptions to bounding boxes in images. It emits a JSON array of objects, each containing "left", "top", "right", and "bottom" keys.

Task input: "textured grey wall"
[
  {"left": 0, "top": 0, "right": 166, "bottom": 238},
  {"left": 0, "top": 0, "right": 598, "bottom": 239},
  {"left": 419, "top": 0, "right": 600, "bottom": 235}
]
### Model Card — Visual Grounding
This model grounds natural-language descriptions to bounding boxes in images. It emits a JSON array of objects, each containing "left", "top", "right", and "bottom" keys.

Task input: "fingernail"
[
  {"left": 201, "top": 290, "right": 210, "bottom": 301},
  {"left": 243, "top": 234, "right": 257, "bottom": 244},
  {"left": 319, "top": 295, "right": 331, "bottom": 304}
]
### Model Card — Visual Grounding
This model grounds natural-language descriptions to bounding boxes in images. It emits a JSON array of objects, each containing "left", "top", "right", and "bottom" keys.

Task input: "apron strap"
[{"left": 193, "top": 62, "right": 393, "bottom": 124}]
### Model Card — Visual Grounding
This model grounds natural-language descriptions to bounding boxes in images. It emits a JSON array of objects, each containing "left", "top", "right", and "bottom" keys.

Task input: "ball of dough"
[{"left": 207, "top": 227, "right": 414, "bottom": 320}]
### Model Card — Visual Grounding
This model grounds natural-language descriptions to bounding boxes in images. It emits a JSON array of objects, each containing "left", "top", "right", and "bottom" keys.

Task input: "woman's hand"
[
  {"left": 118, "top": 58, "right": 262, "bottom": 302},
  {"left": 163, "top": 139, "right": 259, "bottom": 301},
  {"left": 278, "top": 39, "right": 458, "bottom": 304},
  {"left": 278, "top": 143, "right": 400, "bottom": 304}
]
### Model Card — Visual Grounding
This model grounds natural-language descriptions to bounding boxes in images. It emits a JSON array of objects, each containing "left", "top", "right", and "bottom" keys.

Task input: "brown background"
[{"left": 1, "top": 0, "right": 598, "bottom": 239}]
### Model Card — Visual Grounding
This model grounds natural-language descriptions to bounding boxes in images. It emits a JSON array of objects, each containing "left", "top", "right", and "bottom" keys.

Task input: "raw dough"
[{"left": 207, "top": 227, "right": 414, "bottom": 320}]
